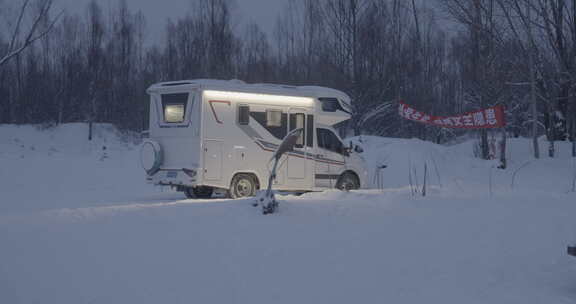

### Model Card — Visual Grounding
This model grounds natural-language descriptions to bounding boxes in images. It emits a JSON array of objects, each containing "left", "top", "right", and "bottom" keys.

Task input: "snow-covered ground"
[{"left": 1, "top": 123, "right": 576, "bottom": 303}]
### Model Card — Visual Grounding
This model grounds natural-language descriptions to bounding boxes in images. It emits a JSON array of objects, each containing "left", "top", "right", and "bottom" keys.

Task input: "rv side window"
[
  {"left": 249, "top": 110, "right": 287, "bottom": 140},
  {"left": 238, "top": 105, "right": 250, "bottom": 125},
  {"left": 317, "top": 129, "right": 327, "bottom": 150},
  {"left": 289, "top": 113, "right": 305, "bottom": 148},
  {"left": 307, "top": 115, "right": 314, "bottom": 147},
  {"left": 161, "top": 93, "right": 189, "bottom": 123},
  {"left": 266, "top": 109, "right": 282, "bottom": 127},
  {"left": 319, "top": 98, "right": 339, "bottom": 112}
]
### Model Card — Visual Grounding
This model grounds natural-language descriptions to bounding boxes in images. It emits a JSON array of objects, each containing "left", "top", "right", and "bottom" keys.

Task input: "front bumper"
[{"left": 147, "top": 169, "right": 199, "bottom": 187}]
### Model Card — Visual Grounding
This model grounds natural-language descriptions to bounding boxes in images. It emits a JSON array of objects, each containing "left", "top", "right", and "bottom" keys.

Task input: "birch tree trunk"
[{"left": 528, "top": 3, "right": 540, "bottom": 159}]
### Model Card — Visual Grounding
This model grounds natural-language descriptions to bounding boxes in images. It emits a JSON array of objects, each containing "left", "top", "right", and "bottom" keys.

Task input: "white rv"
[{"left": 140, "top": 79, "right": 368, "bottom": 199}]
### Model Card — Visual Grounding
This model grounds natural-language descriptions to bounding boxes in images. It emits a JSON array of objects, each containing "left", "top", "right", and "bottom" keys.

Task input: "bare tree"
[
  {"left": 241, "top": 23, "right": 272, "bottom": 82},
  {"left": 0, "top": 0, "right": 61, "bottom": 67},
  {"left": 0, "top": 0, "right": 572, "bottom": 160},
  {"left": 527, "top": 1, "right": 541, "bottom": 158},
  {"left": 442, "top": 0, "right": 508, "bottom": 159}
]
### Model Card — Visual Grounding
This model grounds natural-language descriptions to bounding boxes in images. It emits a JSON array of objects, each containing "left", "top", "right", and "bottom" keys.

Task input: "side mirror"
[
  {"left": 343, "top": 147, "right": 352, "bottom": 157},
  {"left": 354, "top": 145, "right": 364, "bottom": 153}
]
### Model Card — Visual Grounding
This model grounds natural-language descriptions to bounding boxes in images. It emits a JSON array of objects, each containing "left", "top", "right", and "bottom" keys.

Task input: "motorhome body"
[{"left": 141, "top": 79, "right": 368, "bottom": 198}]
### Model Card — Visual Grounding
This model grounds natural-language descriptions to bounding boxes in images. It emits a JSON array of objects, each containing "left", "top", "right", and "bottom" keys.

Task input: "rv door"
[
  {"left": 315, "top": 128, "right": 346, "bottom": 188},
  {"left": 286, "top": 109, "right": 313, "bottom": 190}
]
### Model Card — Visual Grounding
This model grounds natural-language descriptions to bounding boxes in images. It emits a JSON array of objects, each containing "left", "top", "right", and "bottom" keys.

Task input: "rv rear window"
[
  {"left": 161, "top": 93, "right": 189, "bottom": 123},
  {"left": 266, "top": 109, "right": 282, "bottom": 127},
  {"left": 238, "top": 105, "right": 250, "bottom": 125}
]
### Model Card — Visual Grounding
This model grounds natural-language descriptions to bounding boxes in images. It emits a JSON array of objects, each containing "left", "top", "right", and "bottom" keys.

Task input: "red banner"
[{"left": 398, "top": 102, "right": 506, "bottom": 129}]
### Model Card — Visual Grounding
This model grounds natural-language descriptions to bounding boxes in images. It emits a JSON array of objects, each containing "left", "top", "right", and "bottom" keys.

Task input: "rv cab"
[{"left": 140, "top": 79, "right": 368, "bottom": 199}]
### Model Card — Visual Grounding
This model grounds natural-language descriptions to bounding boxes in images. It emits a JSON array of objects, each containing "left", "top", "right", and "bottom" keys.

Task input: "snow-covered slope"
[
  {"left": 1, "top": 124, "right": 575, "bottom": 304},
  {"left": 356, "top": 134, "right": 576, "bottom": 194},
  {"left": 0, "top": 124, "right": 166, "bottom": 213}
]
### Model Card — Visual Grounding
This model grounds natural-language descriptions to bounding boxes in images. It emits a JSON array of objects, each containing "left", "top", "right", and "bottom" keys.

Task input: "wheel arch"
[
  {"left": 339, "top": 170, "right": 361, "bottom": 188},
  {"left": 230, "top": 171, "right": 261, "bottom": 189}
]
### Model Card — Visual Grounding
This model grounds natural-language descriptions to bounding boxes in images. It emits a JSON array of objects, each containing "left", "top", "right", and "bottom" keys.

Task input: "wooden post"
[
  {"left": 499, "top": 127, "right": 507, "bottom": 169},
  {"left": 88, "top": 120, "right": 93, "bottom": 141},
  {"left": 422, "top": 163, "right": 427, "bottom": 197}
]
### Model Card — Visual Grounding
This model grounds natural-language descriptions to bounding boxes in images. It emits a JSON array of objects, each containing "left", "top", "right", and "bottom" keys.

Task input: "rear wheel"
[
  {"left": 229, "top": 174, "right": 258, "bottom": 199},
  {"left": 184, "top": 186, "right": 214, "bottom": 199},
  {"left": 336, "top": 172, "right": 360, "bottom": 191}
]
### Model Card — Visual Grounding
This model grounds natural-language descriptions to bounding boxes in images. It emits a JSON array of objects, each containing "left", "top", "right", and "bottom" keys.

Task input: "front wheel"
[
  {"left": 336, "top": 172, "right": 360, "bottom": 191},
  {"left": 229, "top": 174, "right": 258, "bottom": 199}
]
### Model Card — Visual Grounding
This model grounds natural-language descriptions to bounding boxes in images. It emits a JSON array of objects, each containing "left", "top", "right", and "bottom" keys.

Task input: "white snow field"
[{"left": 1, "top": 123, "right": 576, "bottom": 304}]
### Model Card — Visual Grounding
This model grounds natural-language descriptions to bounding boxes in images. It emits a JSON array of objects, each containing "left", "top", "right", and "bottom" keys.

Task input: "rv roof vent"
[
  {"left": 162, "top": 82, "right": 193, "bottom": 87},
  {"left": 258, "top": 83, "right": 297, "bottom": 89},
  {"left": 229, "top": 79, "right": 246, "bottom": 85}
]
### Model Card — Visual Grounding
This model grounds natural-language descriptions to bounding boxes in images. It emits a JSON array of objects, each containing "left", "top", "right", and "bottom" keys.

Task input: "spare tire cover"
[{"left": 140, "top": 140, "right": 162, "bottom": 174}]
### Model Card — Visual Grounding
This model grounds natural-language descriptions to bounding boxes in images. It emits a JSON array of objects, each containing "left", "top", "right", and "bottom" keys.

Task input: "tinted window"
[
  {"left": 161, "top": 93, "right": 189, "bottom": 123},
  {"left": 319, "top": 97, "right": 351, "bottom": 114},
  {"left": 317, "top": 129, "right": 324, "bottom": 150},
  {"left": 317, "top": 128, "right": 344, "bottom": 154},
  {"left": 238, "top": 105, "right": 250, "bottom": 125},
  {"left": 320, "top": 98, "right": 342, "bottom": 112},
  {"left": 307, "top": 115, "right": 314, "bottom": 148},
  {"left": 250, "top": 111, "right": 287, "bottom": 140}
]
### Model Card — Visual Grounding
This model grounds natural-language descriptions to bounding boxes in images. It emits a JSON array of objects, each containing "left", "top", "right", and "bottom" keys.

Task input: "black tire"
[
  {"left": 336, "top": 172, "right": 360, "bottom": 191},
  {"left": 194, "top": 186, "right": 214, "bottom": 199},
  {"left": 229, "top": 174, "right": 258, "bottom": 199},
  {"left": 184, "top": 187, "right": 196, "bottom": 199},
  {"left": 184, "top": 186, "right": 213, "bottom": 199}
]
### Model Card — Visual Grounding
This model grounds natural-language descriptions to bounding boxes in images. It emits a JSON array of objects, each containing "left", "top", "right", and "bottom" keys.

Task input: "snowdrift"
[
  {"left": 0, "top": 124, "right": 162, "bottom": 213},
  {"left": 352, "top": 134, "right": 576, "bottom": 196},
  {"left": 1, "top": 123, "right": 576, "bottom": 304}
]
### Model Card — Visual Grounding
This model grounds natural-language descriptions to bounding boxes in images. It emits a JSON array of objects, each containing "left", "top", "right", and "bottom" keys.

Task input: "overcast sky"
[{"left": 55, "top": 0, "right": 287, "bottom": 44}]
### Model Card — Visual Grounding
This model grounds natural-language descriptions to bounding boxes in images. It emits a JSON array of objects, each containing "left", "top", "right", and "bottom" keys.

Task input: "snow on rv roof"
[{"left": 148, "top": 79, "right": 351, "bottom": 102}]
